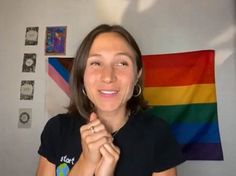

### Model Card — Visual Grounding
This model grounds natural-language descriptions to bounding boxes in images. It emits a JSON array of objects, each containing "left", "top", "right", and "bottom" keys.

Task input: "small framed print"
[
  {"left": 45, "top": 26, "right": 67, "bottom": 55},
  {"left": 22, "top": 53, "right": 36, "bottom": 72},
  {"left": 20, "top": 80, "right": 35, "bottom": 100},
  {"left": 25, "top": 27, "right": 39, "bottom": 45},
  {"left": 18, "top": 108, "right": 32, "bottom": 128}
]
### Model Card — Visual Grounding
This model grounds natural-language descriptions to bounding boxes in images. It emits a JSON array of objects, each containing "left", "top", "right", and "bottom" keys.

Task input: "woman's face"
[{"left": 84, "top": 32, "right": 140, "bottom": 114}]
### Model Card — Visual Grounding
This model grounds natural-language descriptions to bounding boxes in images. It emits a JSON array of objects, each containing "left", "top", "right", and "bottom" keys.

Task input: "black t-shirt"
[{"left": 38, "top": 111, "right": 185, "bottom": 176}]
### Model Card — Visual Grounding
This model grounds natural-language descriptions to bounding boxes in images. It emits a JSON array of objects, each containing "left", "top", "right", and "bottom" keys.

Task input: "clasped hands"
[{"left": 80, "top": 112, "right": 120, "bottom": 176}]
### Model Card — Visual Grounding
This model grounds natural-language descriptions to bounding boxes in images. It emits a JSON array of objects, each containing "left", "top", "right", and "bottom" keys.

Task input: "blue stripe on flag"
[
  {"left": 49, "top": 58, "right": 70, "bottom": 82},
  {"left": 170, "top": 122, "right": 221, "bottom": 144}
]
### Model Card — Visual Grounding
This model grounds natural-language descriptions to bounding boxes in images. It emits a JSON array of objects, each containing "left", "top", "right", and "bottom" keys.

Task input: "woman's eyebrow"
[
  {"left": 88, "top": 52, "right": 134, "bottom": 60},
  {"left": 88, "top": 53, "right": 102, "bottom": 58},
  {"left": 115, "top": 52, "right": 134, "bottom": 59}
]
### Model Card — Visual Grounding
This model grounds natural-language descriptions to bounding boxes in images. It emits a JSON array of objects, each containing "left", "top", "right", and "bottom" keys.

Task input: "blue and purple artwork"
[{"left": 45, "top": 26, "right": 67, "bottom": 55}]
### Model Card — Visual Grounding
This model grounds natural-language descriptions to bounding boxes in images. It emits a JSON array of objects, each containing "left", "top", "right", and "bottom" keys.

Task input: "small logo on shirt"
[
  {"left": 56, "top": 163, "right": 69, "bottom": 176},
  {"left": 60, "top": 155, "right": 75, "bottom": 165},
  {"left": 56, "top": 155, "right": 75, "bottom": 176}
]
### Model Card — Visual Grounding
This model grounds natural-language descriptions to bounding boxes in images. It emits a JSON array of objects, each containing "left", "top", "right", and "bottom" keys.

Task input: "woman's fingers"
[
  {"left": 109, "top": 143, "right": 120, "bottom": 155},
  {"left": 95, "top": 143, "right": 120, "bottom": 176},
  {"left": 80, "top": 112, "right": 113, "bottom": 155},
  {"left": 80, "top": 119, "right": 100, "bottom": 134},
  {"left": 81, "top": 122, "right": 112, "bottom": 144},
  {"left": 100, "top": 143, "right": 120, "bottom": 162},
  {"left": 86, "top": 132, "right": 112, "bottom": 144},
  {"left": 89, "top": 112, "right": 98, "bottom": 122},
  {"left": 80, "top": 112, "right": 120, "bottom": 168},
  {"left": 105, "top": 143, "right": 120, "bottom": 157}
]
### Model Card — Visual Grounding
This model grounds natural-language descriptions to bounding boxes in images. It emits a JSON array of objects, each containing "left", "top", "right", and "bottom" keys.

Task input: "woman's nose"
[{"left": 101, "top": 66, "right": 116, "bottom": 83}]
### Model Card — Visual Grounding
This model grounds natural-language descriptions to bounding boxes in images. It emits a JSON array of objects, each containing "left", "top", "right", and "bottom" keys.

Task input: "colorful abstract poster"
[
  {"left": 45, "top": 26, "right": 67, "bottom": 55},
  {"left": 46, "top": 50, "right": 223, "bottom": 160}
]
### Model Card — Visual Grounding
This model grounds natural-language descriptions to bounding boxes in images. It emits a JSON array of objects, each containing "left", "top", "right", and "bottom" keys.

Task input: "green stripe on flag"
[{"left": 147, "top": 103, "right": 218, "bottom": 124}]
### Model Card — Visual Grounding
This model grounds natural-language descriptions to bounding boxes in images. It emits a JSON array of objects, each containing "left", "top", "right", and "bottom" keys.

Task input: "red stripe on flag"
[{"left": 142, "top": 50, "right": 215, "bottom": 87}]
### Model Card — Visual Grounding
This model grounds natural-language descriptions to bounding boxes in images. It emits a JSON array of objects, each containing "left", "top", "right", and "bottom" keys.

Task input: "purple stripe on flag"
[{"left": 181, "top": 143, "right": 224, "bottom": 160}]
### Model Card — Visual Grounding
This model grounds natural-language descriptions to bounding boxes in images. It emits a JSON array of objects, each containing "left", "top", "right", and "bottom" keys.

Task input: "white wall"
[{"left": 0, "top": 0, "right": 235, "bottom": 175}]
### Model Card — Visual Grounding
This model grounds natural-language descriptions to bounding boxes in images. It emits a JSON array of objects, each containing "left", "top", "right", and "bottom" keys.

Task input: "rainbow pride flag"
[
  {"left": 143, "top": 50, "right": 223, "bottom": 160},
  {"left": 47, "top": 50, "right": 223, "bottom": 160}
]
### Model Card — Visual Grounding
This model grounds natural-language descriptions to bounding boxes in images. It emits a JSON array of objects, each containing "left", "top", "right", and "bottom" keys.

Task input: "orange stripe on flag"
[{"left": 142, "top": 50, "right": 215, "bottom": 87}]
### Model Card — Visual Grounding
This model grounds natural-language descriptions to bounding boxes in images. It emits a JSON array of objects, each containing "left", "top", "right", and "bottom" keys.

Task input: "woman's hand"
[
  {"left": 80, "top": 112, "right": 113, "bottom": 167},
  {"left": 95, "top": 143, "right": 120, "bottom": 176}
]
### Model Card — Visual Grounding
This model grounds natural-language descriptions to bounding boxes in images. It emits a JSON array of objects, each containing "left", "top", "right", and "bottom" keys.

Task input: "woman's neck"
[{"left": 96, "top": 108, "right": 129, "bottom": 133}]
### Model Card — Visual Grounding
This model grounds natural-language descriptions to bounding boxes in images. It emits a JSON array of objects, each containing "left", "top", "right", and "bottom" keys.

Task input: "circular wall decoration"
[
  {"left": 25, "top": 58, "right": 34, "bottom": 67},
  {"left": 19, "top": 112, "right": 30, "bottom": 124}
]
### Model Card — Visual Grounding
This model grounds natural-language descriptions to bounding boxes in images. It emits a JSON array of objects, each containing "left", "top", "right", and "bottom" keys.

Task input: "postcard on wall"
[
  {"left": 18, "top": 108, "right": 32, "bottom": 128},
  {"left": 22, "top": 53, "right": 36, "bottom": 72},
  {"left": 45, "top": 26, "right": 67, "bottom": 55},
  {"left": 20, "top": 80, "right": 35, "bottom": 100},
  {"left": 25, "top": 27, "right": 39, "bottom": 45}
]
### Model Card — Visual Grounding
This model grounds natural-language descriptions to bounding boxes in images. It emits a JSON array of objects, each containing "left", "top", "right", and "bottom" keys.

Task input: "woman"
[{"left": 37, "top": 24, "right": 185, "bottom": 176}]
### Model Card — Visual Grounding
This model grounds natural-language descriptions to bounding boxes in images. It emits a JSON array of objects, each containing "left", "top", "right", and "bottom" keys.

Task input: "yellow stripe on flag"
[{"left": 143, "top": 84, "right": 216, "bottom": 105}]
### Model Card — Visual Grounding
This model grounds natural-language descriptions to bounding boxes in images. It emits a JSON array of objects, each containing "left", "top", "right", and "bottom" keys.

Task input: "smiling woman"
[{"left": 36, "top": 24, "right": 185, "bottom": 176}]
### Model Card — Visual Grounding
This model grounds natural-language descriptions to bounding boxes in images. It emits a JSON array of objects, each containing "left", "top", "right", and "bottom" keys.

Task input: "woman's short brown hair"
[{"left": 68, "top": 24, "right": 148, "bottom": 120}]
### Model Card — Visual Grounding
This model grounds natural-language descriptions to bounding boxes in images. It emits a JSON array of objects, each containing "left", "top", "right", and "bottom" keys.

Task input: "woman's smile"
[{"left": 99, "top": 89, "right": 119, "bottom": 97}]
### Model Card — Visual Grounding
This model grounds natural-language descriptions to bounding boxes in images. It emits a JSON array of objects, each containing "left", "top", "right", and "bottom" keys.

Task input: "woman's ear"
[
  {"left": 138, "top": 69, "right": 142, "bottom": 78},
  {"left": 136, "top": 69, "right": 142, "bottom": 84}
]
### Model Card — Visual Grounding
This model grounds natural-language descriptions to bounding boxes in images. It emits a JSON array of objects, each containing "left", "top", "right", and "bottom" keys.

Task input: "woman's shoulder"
[{"left": 44, "top": 113, "right": 86, "bottom": 133}]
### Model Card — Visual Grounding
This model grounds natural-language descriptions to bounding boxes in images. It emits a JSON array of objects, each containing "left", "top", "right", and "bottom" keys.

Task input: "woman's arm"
[
  {"left": 68, "top": 153, "right": 96, "bottom": 176},
  {"left": 152, "top": 167, "right": 176, "bottom": 176},
  {"left": 36, "top": 156, "right": 55, "bottom": 176}
]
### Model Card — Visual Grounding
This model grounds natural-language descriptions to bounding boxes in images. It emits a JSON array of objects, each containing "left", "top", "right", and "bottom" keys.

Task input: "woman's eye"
[
  {"left": 90, "top": 61, "right": 100, "bottom": 66},
  {"left": 116, "top": 61, "right": 129, "bottom": 66}
]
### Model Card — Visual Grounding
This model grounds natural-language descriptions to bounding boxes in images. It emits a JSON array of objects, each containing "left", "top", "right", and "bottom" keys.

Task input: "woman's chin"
[{"left": 95, "top": 104, "right": 124, "bottom": 114}]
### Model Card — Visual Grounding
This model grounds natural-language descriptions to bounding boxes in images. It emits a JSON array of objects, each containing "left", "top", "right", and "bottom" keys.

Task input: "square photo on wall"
[
  {"left": 22, "top": 53, "right": 36, "bottom": 72},
  {"left": 25, "top": 27, "right": 39, "bottom": 45},
  {"left": 20, "top": 80, "right": 35, "bottom": 100}
]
